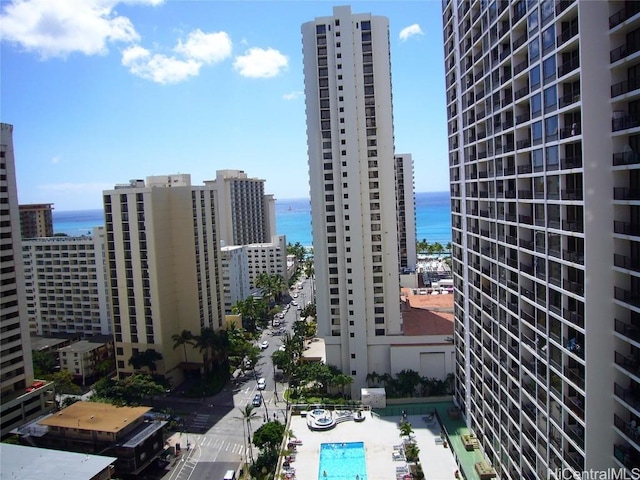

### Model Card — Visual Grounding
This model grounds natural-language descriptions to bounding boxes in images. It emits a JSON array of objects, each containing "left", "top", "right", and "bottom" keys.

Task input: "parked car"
[
  {"left": 252, "top": 393, "right": 262, "bottom": 406},
  {"left": 260, "top": 341, "right": 269, "bottom": 350},
  {"left": 257, "top": 378, "right": 266, "bottom": 390}
]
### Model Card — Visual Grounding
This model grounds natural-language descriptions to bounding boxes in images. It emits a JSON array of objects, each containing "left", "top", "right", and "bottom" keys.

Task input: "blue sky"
[{"left": 1, "top": 0, "right": 447, "bottom": 211}]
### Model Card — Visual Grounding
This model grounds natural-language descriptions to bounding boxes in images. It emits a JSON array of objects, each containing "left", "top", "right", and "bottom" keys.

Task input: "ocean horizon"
[{"left": 52, "top": 191, "right": 452, "bottom": 247}]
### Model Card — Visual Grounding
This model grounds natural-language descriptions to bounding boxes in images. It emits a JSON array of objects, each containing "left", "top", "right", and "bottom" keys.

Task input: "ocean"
[{"left": 52, "top": 191, "right": 452, "bottom": 247}]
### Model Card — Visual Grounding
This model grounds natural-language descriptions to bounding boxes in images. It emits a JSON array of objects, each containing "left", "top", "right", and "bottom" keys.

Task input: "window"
[
  {"left": 546, "top": 145, "right": 559, "bottom": 169},
  {"left": 532, "top": 121, "right": 543, "bottom": 145},
  {"left": 316, "top": 25, "right": 326, "bottom": 34},
  {"left": 529, "top": 39, "right": 540, "bottom": 62},
  {"left": 542, "top": 25, "right": 555, "bottom": 53},
  {"left": 544, "top": 86, "right": 557, "bottom": 111},
  {"left": 361, "top": 20, "right": 371, "bottom": 30},
  {"left": 528, "top": 11, "right": 538, "bottom": 33},
  {"left": 545, "top": 116, "right": 558, "bottom": 141},
  {"left": 530, "top": 66, "right": 541, "bottom": 90},
  {"left": 543, "top": 56, "right": 556, "bottom": 82},
  {"left": 531, "top": 93, "right": 542, "bottom": 117}
]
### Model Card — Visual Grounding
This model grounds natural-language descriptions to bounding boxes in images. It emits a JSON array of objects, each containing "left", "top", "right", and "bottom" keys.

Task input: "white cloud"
[
  {"left": 0, "top": 0, "right": 163, "bottom": 59},
  {"left": 122, "top": 44, "right": 201, "bottom": 84},
  {"left": 174, "top": 29, "right": 231, "bottom": 64},
  {"left": 51, "top": 155, "right": 61, "bottom": 164},
  {"left": 399, "top": 24, "right": 424, "bottom": 42},
  {"left": 233, "top": 47, "right": 288, "bottom": 78},
  {"left": 283, "top": 91, "right": 303, "bottom": 101}
]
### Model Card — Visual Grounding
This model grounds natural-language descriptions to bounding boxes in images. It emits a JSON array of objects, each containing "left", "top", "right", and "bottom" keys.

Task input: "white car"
[
  {"left": 279, "top": 345, "right": 286, "bottom": 352},
  {"left": 257, "top": 378, "right": 266, "bottom": 390},
  {"left": 273, "top": 320, "right": 280, "bottom": 327},
  {"left": 293, "top": 293, "right": 298, "bottom": 298},
  {"left": 260, "top": 341, "right": 269, "bottom": 350},
  {"left": 291, "top": 301, "right": 298, "bottom": 306}
]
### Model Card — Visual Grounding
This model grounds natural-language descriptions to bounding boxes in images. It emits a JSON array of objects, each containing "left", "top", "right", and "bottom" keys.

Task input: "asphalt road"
[{"left": 162, "top": 276, "right": 314, "bottom": 480}]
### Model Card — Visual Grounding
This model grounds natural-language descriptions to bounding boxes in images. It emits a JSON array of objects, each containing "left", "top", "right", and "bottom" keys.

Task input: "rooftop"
[
  {"left": 0, "top": 443, "right": 116, "bottom": 480},
  {"left": 39, "top": 401, "right": 151, "bottom": 433},
  {"left": 401, "top": 287, "right": 454, "bottom": 336},
  {"left": 58, "top": 338, "right": 112, "bottom": 354}
]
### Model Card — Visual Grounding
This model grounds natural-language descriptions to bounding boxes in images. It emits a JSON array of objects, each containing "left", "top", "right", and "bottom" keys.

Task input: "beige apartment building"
[
  {"left": 19, "top": 203, "right": 54, "bottom": 239},
  {"left": 103, "top": 175, "right": 225, "bottom": 385}
]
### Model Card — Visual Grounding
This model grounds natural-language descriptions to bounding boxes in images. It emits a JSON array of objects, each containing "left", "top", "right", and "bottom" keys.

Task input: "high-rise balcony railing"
[
  {"left": 614, "top": 254, "right": 640, "bottom": 273},
  {"left": 558, "top": 56, "right": 579, "bottom": 77},
  {"left": 614, "top": 382, "right": 640, "bottom": 411},
  {"left": 611, "top": 42, "right": 640, "bottom": 64},
  {"left": 563, "top": 279, "right": 584, "bottom": 296},
  {"left": 561, "top": 189, "right": 583, "bottom": 200},
  {"left": 613, "top": 151, "right": 640, "bottom": 166},
  {"left": 611, "top": 78, "right": 640, "bottom": 98},
  {"left": 564, "top": 365, "right": 585, "bottom": 391},
  {"left": 556, "top": 0, "right": 576, "bottom": 16},
  {"left": 561, "top": 155, "right": 582, "bottom": 169},
  {"left": 559, "top": 90, "right": 580, "bottom": 108},
  {"left": 615, "top": 351, "right": 640, "bottom": 378},
  {"left": 562, "top": 220, "right": 584, "bottom": 233},
  {"left": 612, "top": 115, "right": 640, "bottom": 132},
  {"left": 614, "top": 221, "right": 640, "bottom": 237},
  {"left": 557, "top": 23, "right": 579, "bottom": 48},
  {"left": 563, "top": 249, "right": 584, "bottom": 265},
  {"left": 614, "top": 187, "right": 640, "bottom": 200},
  {"left": 615, "top": 319, "right": 640, "bottom": 343},
  {"left": 610, "top": 1, "right": 640, "bottom": 29},
  {"left": 560, "top": 124, "right": 581, "bottom": 138}
]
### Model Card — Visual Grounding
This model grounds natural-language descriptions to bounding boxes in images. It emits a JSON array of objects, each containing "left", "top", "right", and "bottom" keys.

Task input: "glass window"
[
  {"left": 316, "top": 25, "right": 326, "bottom": 35},
  {"left": 541, "top": 0, "right": 554, "bottom": 24},
  {"left": 532, "top": 121, "right": 543, "bottom": 144},
  {"left": 531, "top": 92, "right": 542, "bottom": 116},
  {"left": 528, "top": 11, "right": 539, "bottom": 32},
  {"left": 546, "top": 145, "right": 559, "bottom": 168},
  {"left": 547, "top": 175, "right": 559, "bottom": 198},
  {"left": 530, "top": 65, "right": 541, "bottom": 89},
  {"left": 529, "top": 38, "right": 540, "bottom": 62},
  {"left": 542, "top": 25, "right": 555, "bottom": 53},
  {"left": 543, "top": 56, "right": 556, "bottom": 82},
  {"left": 544, "top": 86, "right": 557, "bottom": 110},
  {"left": 532, "top": 149, "right": 544, "bottom": 170},
  {"left": 545, "top": 116, "right": 558, "bottom": 141}
]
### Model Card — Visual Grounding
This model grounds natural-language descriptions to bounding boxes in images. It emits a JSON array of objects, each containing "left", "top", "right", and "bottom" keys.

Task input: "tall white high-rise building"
[
  {"left": 23, "top": 227, "right": 111, "bottom": 337},
  {"left": 302, "top": 6, "right": 404, "bottom": 392},
  {"left": 444, "top": 0, "right": 640, "bottom": 476},
  {"left": 395, "top": 154, "right": 417, "bottom": 271},
  {"left": 103, "top": 174, "right": 225, "bottom": 384},
  {"left": 0, "top": 123, "right": 54, "bottom": 438}
]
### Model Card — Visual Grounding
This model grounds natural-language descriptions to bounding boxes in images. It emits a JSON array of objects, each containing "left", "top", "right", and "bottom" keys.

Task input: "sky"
[{"left": 1, "top": 0, "right": 448, "bottom": 211}]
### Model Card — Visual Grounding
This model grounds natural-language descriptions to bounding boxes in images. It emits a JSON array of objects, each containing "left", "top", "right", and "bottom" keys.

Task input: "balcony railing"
[
  {"left": 614, "top": 187, "right": 640, "bottom": 200},
  {"left": 613, "top": 151, "right": 640, "bottom": 166},
  {"left": 614, "top": 221, "right": 640, "bottom": 237},
  {"left": 563, "top": 249, "right": 584, "bottom": 265},
  {"left": 561, "top": 155, "right": 582, "bottom": 169},
  {"left": 615, "top": 318, "right": 640, "bottom": 343},
  {"left": 610, "top": 2, "right": 640, "bottom": 29},
  {"left": 614, "top": 254, "right": 640, "bottom": 273},
  {"left": 562, "top": 220, "right": 583, "bottom": 233},
  {"left": 615, "top": 287, "right": 640, "bottom": 308},
  {"left": 615, "top": 382, "right": 640, "bottom": 411},
  {"left": 611, "top": 42, "right": 640, "bottom": 64},
  {"left": 561, "top": 189, "right": 583, "bottom": 200},
  {"left": 612, "top": 115, "right": 640, "bottom": 132},
  {"left": 563, "top": 279, "right": 584, "bottom": 296},
  {"left": 614, "top": 444, "right": 640, "bottom": 470},
  {"left": 611, "top": 78, "right": 640, "bottom": 98},
  {"left": 559, "top": 90, "right": 580, "bottom": 108},
  {"left": 557, "top": 23, "right": 579, "bottom": 48},
  {"left": 558, "top": 56, "right": 579, "bottom": 77},
  {"left": 560, "top": 124, "right": 581, "bottom": 138},
  {"left": 556, "top": 0, "right": 576, "bottom": 16}
]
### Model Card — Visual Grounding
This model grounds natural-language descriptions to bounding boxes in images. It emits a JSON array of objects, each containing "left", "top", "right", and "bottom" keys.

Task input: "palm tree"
[
  {"left": 399, "top": 421, "right": 414, "bottom": 438},
  {"left": 236, "top": 405, "right": 260, "bottom": 465},
  {"left": 366, "top": 371, "right": 380, "bottom": 387},
  {"left": 172, "top": 330, "right": 194, "bottom": 369},
  {"left": 445, "top": 242, "right": 453, "bottom": 254}
]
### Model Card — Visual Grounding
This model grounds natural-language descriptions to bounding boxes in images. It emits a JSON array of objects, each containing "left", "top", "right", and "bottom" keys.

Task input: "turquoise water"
[
  {"left": 319, "top": 442, "right": 367, "bottom": 480},
  {"left": 52, "top": 191, "right": 452, "bottom": 247}
]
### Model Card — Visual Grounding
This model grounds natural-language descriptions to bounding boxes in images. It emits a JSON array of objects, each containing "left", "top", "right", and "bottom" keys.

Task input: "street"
[{"left": 161, "top": 275, "right": 313, "bottom": 480}]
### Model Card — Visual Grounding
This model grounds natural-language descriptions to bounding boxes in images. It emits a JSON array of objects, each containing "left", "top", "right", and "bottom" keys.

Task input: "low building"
[
  {"left": 246, "top": 235, "right": 288, "bottom": 287},
  {"left": 221, "top": 245, "right": 251, "bottom": 314},
  {"left": 33, "top": 401, "right": 166, "bottom": 476},
  {"left": 1, "top": 380, "right": 56, "bottom": 439},
  {"left": 58, "top": 336, "right": 115, "bottom": 386},
  {"left": 0, "top": 443, "right": 116, "bottom": 480}
]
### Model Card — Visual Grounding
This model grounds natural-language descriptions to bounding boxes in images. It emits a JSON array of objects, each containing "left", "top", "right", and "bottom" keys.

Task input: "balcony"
[
  {"left": 560, "top": 124, "right": 581, "bottom": 138},
  {"left": 615, "top": 287, "right": 640, "bottom": 308},
  {"left": 513, "top": 31, "right": 528, "bottom": 51},
  {"left": 616, "top": 351, "right": 640, "bottom": 378},
  {"left": 563, "top": 279, "right": 584, "bottom": 296},
  {"left": 614, "top": 382, "right": 640, "bottom": 410},
  {"left": 561, "top": 189, "right": 583, "bottom": 200},
  {"left": 611, "top": 42, "right": 640, "bottom": 64},
  {"left": 517, "top": 138, "right": 532, "bottom": 149},
  {"left": 514, "top": 59, "right": 528, "bottom": 75},
  {"left": 615, "top": 443, "right": 640, "bottom": 470},
  {"left": 565, "top": 422, "right": 585, "bottom": 448},
  {"left": 563, "top": 308, "right": 584, "bottom": 328},
  {"left": 615, "top": 318, "right": 640, "bottom": 343},
  {"left": 614, "top": 254, "right": 640, "bottom": 273},
  {"left": 613, "top": 115, "right": 640, "bottom": 132},
  {"left": 558, "top": 56, "right": 579, "bottom": 77},
  {"left": 614, "top": 187, "right": 640, "bottom": 200},
  {"left": 564, "top": 365, "right": 585, "bottom": 390},
  {"left": 613, "top": 151, "right": 640, "bottom": 166},
  {"left": 612, "top": 78, "right": 640, "bottom": 98},
  {"left": 561, "top": 155, "right": 582, "bottom": 169},
  {"left": 614, "top": 221, "right": 640, "bottom": 236},
  {"left": 610, "top": 2, "right": 640, "bottom": 29},
  {"left": 563, "top": 249, "right": 584, "bottom": 265},
  {"left": 557, "top": 23, "right": 579, "bottom": 48},
  {"left": 556, "top": 0, "right": 576, "bottom": 16}
]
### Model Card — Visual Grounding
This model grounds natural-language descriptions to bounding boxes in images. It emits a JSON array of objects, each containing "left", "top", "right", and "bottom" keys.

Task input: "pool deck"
[{"left": 286, "top": 410, "right": 459, "bottom": 480}]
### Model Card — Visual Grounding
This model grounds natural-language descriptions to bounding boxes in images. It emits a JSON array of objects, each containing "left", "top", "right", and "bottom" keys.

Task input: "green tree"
[
  {"left": 399, "top": 421, "right": 414, "bottom": 438},
  {"left": 172, "top": 329, "right": 194, "bottom": 367},
  {"left": 286, "top": 242, "right": 307, "bottom": 264},
  {"left": 271, "top": 349, "right": 294, "bottom": 380},
  {"left": 232, "top": 296, "right": 269, "bottom": 331},
  {"left": 252, "top": 420, "right": 285, "bottom": 453},
  {"left": 32, "top": 350, "right": 57, "bottom": 377},
  {"left": 62, "top": 396, "right": 80, "bottom": 408},
  {"left": 236, "top": 405, "right": 260, "bottom": 464},
  {"left": 94, "top": 358, "right": 115, "bottom": 378},
  {"left": 128, "top": 349, "right": 163, "bottom": 373},
  {"left": 44, "top": 371, "right": 81, "bottom": 395},
  {"left": 395, "top": 369, "right": 422, "bottom": 397},
  {"left": 93, "top": 374, "right": 165, "bottom": 406},
  {"left": 300, "top": 303, "right": 316, "bottom": 319}
]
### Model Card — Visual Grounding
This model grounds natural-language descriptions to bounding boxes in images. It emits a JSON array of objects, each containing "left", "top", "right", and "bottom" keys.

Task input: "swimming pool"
[{"left": 318, "top": 442, "right": 367, "bottom": 480}]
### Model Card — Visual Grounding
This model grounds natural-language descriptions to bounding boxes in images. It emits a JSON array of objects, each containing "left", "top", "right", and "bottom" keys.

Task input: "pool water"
[{"left": 318, "top": 442, "right": 367, "bottom": 480}]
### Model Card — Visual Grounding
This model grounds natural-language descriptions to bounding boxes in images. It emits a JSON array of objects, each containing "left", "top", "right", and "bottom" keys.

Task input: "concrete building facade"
[
  {"left": 395, "top": 154, "right": 417, "bottom": 271},
  {"left": 205, "top": 169, "right": 276, "bottom": 247},
  {"left": 444, "top": 0, "right": 640, "bottom": 476},
  {"left": 103, "top": 174, "right": 225, "bottom": 385},
  {"left": 221, "top": 245, "right": 251, "bottom": 314},
  {"left": 22, "top": 227, "right": 111, "bottom": 336},
  {"left": 19, "top": 203, "right": 54, "bottom": 239},
  {"left": 58, "top": 337, "right": 115, "bottom": 386},
  {"left": 302, "top": 6, "right": 404, "bottom": 393},
  {"left": 0, "top": 123, "right": 54, "bottom": 438},
  {"left": 246, "top": 234, "right": 288, "bottom": 287}
]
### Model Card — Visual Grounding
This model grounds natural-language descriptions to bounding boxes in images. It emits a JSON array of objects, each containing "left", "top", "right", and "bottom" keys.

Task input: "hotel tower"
[
  {"left": 302, "top": 6, "right": 408, "bottom": 393},
  {"left": 444, "top": 0, "right": 640, "bottom": 476}
]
